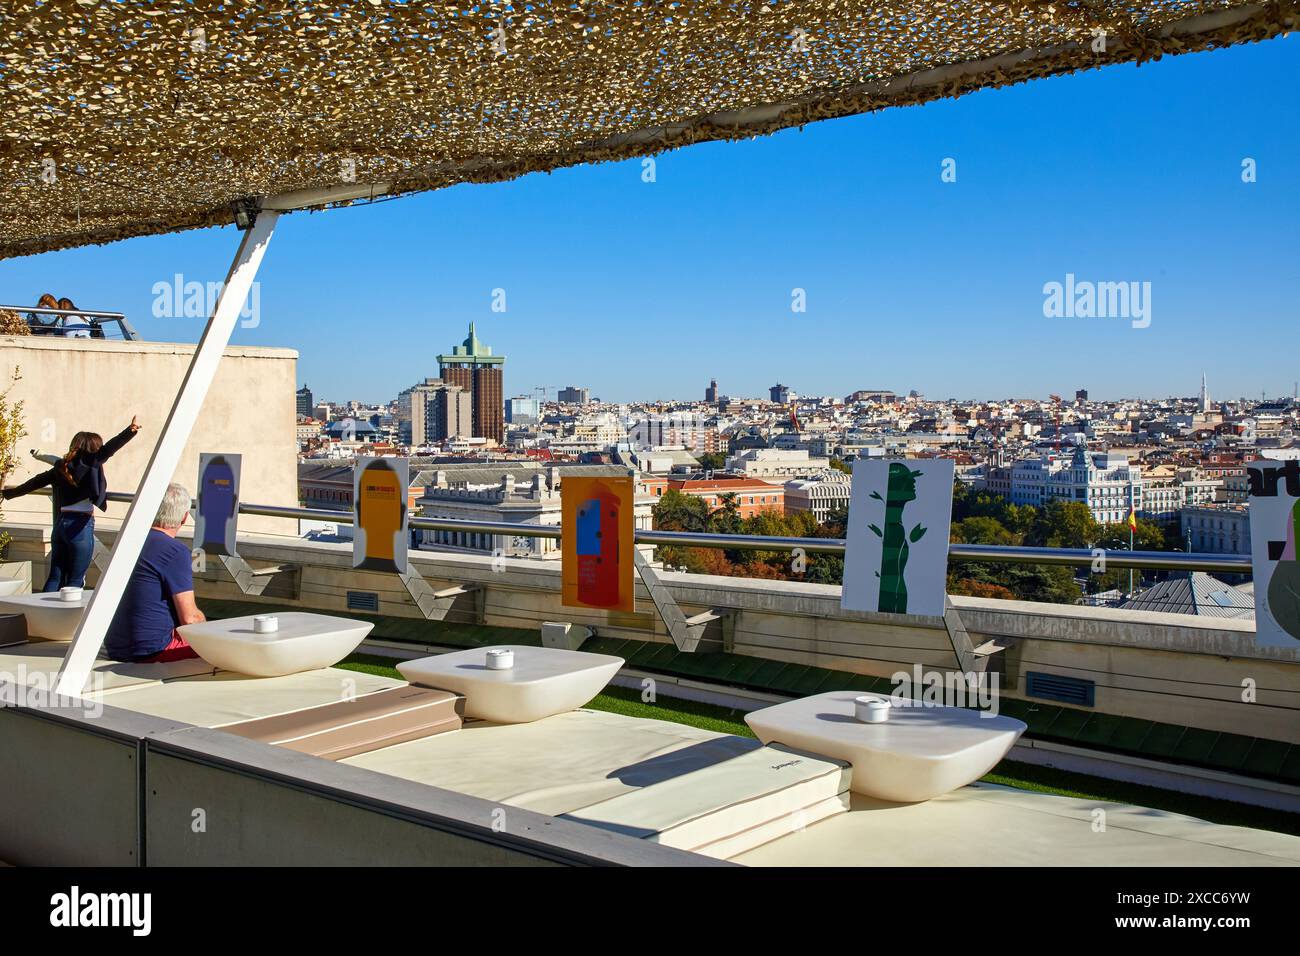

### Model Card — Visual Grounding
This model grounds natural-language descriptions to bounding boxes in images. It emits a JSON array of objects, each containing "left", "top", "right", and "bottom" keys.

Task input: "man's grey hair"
[{"left": 154, "top": 483, "right": 191, "bottom": 529}]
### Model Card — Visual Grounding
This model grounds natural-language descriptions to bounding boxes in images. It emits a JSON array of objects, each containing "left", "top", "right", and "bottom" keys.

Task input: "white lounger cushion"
[
  {"left": 561, "top": 744, "right": 851, "bottom": 858},
  {"left": 733, "top": 784, "right": 1300, "bottom": 867},
  {"left": 396, "top": 645, "right": 622, "bottom": 723},
  {"left": 81, "top": 667, "right": 405, "bottom": 727},
  {"left": 344, "top": 708, "right": 758, "bottom": 816}
]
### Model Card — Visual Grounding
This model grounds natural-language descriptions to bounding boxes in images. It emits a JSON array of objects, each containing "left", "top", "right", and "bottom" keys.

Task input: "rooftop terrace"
[{"left": 3, "top": 503, "right": 1299, "bottom": 866}]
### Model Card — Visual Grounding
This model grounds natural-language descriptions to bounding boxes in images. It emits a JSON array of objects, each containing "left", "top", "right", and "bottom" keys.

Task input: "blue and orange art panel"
[{"left": 561, "top": 475, "right": 635, "bottom": 613}]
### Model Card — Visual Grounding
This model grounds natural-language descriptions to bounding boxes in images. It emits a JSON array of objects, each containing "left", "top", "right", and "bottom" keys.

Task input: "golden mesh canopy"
[{"left": 1, "top": 0, "right": 1293, "bottom": 259}]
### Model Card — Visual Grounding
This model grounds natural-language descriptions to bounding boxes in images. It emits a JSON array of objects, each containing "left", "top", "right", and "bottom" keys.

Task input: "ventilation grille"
[
  {"left": 346, "top": 591, "right": 379, "bottom": 613},
  {"left": 1025, "top": 671, "right": 1095, "bottom": 708}
]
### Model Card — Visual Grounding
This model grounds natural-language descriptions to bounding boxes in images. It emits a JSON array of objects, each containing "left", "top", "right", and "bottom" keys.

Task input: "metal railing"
[
  {"left": 74, "top": 489, "right": 1252, "bottom": 575},
  {"left": 0, "top": 304, "right": 140, "bottom": 341}
]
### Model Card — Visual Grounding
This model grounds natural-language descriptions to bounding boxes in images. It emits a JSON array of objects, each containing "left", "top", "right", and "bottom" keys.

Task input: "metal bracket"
[
  {"left": 399, "top": 568, "right": 484, "bottom": 623},
  {"left": 91, "top": 535, "right": 111, "bottom": 572},
  {"left": 633, "top": 550, "right": 733, "bottom": 653},
  {"left": 540, "top": 621, "right": 593, "bottom": 651},
  {"left": 942, "top": 595, "right": 1015, "bottom": 676},
  {"left": 214, "top": 554, "right": 299, "bottom": 599},
  {"left": 942, "top": 595, "right": 981, "bottom": 674}
]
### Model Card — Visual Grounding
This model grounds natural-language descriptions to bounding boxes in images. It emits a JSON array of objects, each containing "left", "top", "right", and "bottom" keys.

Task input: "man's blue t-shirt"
[{"left": 105, "top": 529, "right": 194, "bottom": 661}]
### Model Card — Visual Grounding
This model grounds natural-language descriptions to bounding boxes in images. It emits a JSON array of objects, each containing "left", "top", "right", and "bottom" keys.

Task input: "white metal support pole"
[{"left": 55, "top": 211, "right": 279, "bottom": 696}]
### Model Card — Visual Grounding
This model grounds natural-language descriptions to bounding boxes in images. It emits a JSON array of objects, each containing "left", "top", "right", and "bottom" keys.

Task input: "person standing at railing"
[
  {"left": 104, "top": 483, "right": 204, "bottom": 663},
  {"left": 1, "top": 417, "right": 141, "bottom": 591}
]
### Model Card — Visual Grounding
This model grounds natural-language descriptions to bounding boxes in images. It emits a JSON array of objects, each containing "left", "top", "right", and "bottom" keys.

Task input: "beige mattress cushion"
[
  {"left": 343, "top": 708, "right": 759, "bottom": 816},
  {"left": 561, "top": 743, "right": 851, "bottom": 856},
  {"left": 733, "top": 783, "right": 1300, "bottom": 867},
  {"left": 84, "top": 667, "right": 405, "bottom": 727},
  {"left": 221, "top": 686, "right": 463, "bottom": 760}
]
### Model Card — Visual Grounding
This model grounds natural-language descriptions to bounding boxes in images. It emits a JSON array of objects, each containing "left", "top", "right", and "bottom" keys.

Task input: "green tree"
[
  {"left": 651, "top": 489, "right": 709, "bottom": 532},
  {"left": 1031, "top": 500, "right": 1099, "bottom": 549},
  {"left": 951, "top": 515, "right": 1017, "bottom": 547},
  {"left": 0, "top": 368, "right": 25, "bottom": 557},
  {"left": 708, "top": 492, "right": 743, "bottom": 535},
  {"left": 948, "top": 561, "right": 1081, "bottom": 605}
]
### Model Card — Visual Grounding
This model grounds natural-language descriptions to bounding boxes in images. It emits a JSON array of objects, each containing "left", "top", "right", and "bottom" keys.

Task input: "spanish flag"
[{"left": 1128, "top": 505, "right": 1137, "bottom": 532}]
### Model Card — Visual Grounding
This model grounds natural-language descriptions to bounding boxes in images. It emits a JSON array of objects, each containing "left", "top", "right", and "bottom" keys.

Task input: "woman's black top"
[{"left": 2, "top": 425, "right": 136, "bottom": 512}]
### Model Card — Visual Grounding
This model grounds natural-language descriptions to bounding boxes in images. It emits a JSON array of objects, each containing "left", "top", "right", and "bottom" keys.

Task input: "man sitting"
[{"left": 105, "top": 483, "right": 205, "bottom": 663}]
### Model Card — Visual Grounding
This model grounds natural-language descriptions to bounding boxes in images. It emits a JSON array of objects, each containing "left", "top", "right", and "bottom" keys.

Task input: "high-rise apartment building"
[
  {"left": 437, "top": 323, "right": 505, "bottom": 444},
  {"left": 557, "top": 386, "right": 590, "bottom": 404},
  {"left": 506, "top": 395, "right": 541, "bottom": 424},
  {"left": 398, "top": 377, "right": 474, "bottom": 445},
  {"left": 770, "top": 383, "right": 793, "bottom": 404},
  {"left": 705, "top": 379, "right": 718, "bottom": 403},
  {"left": 844, "top": 389, "right": 897, "bottom": 404},
  {"left": 296, "top": 384, "right": 314, "bottom": 417}
]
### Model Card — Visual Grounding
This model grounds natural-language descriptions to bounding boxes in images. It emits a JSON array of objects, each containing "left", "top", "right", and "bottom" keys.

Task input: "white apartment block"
[
  {"left": 784, "top": 477, "right": 852, "bottom": 523},
  {"left": 1007, "top": 445, "right": 1222, "bottom": 524},
  {"left": 1009, "top": 446, "right": 1141, "bottom": 524},
  {"left": 1181, "top": 505, "right": 1251, "bottom": 555},
  {"left": 626, "top": 412, "right": 720, "bottom": 453},
  {"left": 727, "top": 448, "right": 833, "bottom": 482}
]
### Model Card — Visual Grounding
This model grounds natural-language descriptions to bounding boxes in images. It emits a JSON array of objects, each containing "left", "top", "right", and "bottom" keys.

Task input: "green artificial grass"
[{"left": 337, "top": 652, "right": 1300, "bottom": 837}]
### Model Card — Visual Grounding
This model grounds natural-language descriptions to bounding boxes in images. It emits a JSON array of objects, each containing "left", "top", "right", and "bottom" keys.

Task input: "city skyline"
[
  {"left": 3, "top": 35, "right": 1296, "bottom": 404},
  {"left": 311, "top": 370, "right": 1293, "bottom": 412}
]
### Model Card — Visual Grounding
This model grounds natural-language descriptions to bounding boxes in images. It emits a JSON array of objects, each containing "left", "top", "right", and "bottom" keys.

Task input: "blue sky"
[{"left": 4, "top": 34, "right": 1296, "bottom": 406}]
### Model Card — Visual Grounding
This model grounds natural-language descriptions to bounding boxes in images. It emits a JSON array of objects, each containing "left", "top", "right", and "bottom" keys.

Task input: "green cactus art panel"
[
  {"left": 842, "top": 458, "right": 955, "bottom": 618},
  {"left": 1247, "top": 461, "right": 1300, "bottom": 647}
]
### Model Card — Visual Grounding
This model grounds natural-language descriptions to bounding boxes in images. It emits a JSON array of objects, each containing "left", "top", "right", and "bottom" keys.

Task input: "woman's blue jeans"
[{"left": 43, "top": 512, "right": 95, "bottom": 591}]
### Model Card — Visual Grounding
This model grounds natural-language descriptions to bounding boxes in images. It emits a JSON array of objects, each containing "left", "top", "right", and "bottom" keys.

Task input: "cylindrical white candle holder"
[
  {"left": 59, "top": 586, "right": 83, "bottom": 603},
  {"left": 253, "top": 614, "right": 279, "bottom": 634},
  {"left": 854, "top": 696, "right": 891, "bottom": 724},
  {"left": 486, "top": 648, "right": 514, "bottom": 670}
]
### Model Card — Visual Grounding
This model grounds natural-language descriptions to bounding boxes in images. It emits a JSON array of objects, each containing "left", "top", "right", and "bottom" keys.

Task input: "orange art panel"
[{"left": 353, "top": 457, "right": 409, "bottom": 574}]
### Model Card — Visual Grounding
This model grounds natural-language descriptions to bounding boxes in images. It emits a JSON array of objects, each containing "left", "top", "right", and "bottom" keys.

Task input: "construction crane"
[{"left": 535, "top": 385, "right": 558, "bottom": 401}]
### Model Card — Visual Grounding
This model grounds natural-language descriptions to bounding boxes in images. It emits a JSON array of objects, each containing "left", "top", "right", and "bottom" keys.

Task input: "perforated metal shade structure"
[{"left": 2, "top": 0, "right": 1294, "bottom": 259}]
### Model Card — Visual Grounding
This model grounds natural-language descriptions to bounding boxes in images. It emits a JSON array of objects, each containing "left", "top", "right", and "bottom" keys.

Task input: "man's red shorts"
[{"left": 140, "top": 630, "right": 201, "bottom": 663}]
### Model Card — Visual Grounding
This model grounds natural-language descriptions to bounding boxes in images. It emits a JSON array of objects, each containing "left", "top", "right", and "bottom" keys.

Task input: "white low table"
[
  {"left": 0, "top": 590, "right": 92, "bottom": 641},
  {"left": 397, "top": 645, "right": 623, "bottom": 723},
  {"left": 179, "top": 612, "right": 373, "bottom": 678},
  {"left": 745, "top": 691, "right": 1026, "bottom": 803}
]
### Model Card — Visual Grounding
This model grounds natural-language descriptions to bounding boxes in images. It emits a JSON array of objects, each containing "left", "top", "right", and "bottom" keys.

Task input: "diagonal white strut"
[{"left": 55, "top": 211, "right": 279, "bottom": 696}]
